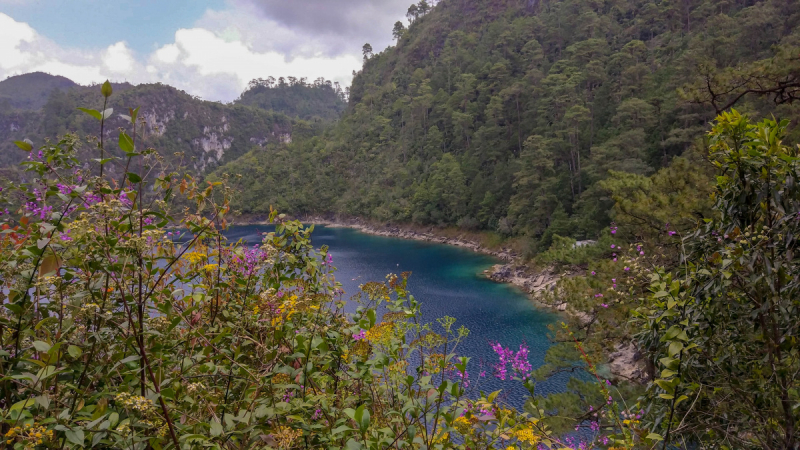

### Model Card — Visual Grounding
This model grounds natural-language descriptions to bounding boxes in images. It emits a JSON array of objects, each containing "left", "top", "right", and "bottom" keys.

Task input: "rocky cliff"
[{"left": 0, "top": 75, "right": 309, "bottom": 174}]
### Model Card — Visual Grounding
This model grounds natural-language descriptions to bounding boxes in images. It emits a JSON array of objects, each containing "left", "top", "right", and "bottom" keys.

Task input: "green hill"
[
  {"left": 234, "top": 76, "right": 347, "bottom": 122},
  {"left": 0, "top": 76, "right": 348, "bottom": 175},
  {"left": 214, "top": 0, "right": 800, "bottom": 251},
  {"left": 0, "top": 81, "right": 306, "bottom": 175},
  {"left": 0, "top": 72, "right": 77, "bottom": 111}
]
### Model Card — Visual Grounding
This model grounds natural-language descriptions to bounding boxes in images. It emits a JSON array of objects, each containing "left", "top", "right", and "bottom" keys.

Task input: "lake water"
[{"left": 225, "top": 224, "right": 568, "bottom": 408}]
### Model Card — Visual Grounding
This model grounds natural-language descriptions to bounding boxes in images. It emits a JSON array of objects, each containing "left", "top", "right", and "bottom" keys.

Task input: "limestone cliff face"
[{"left": 0, "top": 81, "right": 296, "bottom": 174}]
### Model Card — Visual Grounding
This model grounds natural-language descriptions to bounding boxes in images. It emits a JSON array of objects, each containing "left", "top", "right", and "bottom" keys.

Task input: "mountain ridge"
[
  {"left": 0, "top": 74, "right": 345, "bottom": 175},
  {"left": 213, "top": 0, "right": 800, "bottom": 253}
]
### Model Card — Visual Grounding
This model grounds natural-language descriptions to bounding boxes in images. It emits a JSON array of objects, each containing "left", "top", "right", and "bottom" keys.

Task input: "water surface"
[{"left": 225, "top": 224, "right": 567, "bottom": 407}]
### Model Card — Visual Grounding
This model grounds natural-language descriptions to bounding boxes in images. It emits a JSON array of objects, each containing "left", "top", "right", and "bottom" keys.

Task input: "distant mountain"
[
  {"left": 0, "top": 81, "right": 312, "bottom": 175},
  {"left": 0, "top": 72, "right": 77, "bottom": 111},
  {"left": 234, "top": 77, "right": 347, "bottom": 122},
  {"left": 0, "top": 75, "right": 346, "bottom": 176}
]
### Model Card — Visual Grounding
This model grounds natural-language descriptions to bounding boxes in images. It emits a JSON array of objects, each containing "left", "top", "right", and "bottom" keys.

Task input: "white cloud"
[
  {"left": 144, "top": 26, "right": 361, "bottom": 100},
  {"left": 154, "top": 44, "right": 180, "bottom": 64},
  {"left": 103, "top": 42, "right": 135, "bottom": 73},
  {"left": 0, "top": 4, "right": 377, "bottom": 102},
  {"left": 0, "top": 13, "right": 143, "bottom": 86},
  {"left": 0, "top": 13, "right": 36, "bottom": 69}
]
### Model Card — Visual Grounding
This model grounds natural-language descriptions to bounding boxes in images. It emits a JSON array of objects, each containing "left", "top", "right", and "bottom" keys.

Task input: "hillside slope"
[
  {"left": 215, "top": 0, "right": 800, "bottom": 250},
  {"left": 234, "top": 77, "right": 347, "bottom": 122},
  {"left": 0, "top": 73, "right": 349, "bottom": 177},
  {"left": 0, "top": 79, "right": 334, "bottom": 177},
  {"left": 0, "top": 72, "right": 77, "bottom": 110}
]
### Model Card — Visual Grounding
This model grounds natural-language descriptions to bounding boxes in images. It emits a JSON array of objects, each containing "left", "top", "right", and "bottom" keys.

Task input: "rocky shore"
[
  {"left": 299, "top": 216, "right": 518, "bottom": 260},
  {"left": 235, "top": 214, "right": 646, "bottom": 382}
]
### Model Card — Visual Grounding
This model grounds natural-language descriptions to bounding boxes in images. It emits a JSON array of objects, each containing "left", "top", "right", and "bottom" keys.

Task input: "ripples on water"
[{"left": 225, "top": 224, "right": 572, "bottom": 409}]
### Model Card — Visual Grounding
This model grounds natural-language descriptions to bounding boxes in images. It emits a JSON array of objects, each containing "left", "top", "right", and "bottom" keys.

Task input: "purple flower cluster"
[
  {"left": 83, "top": 193, "right": 103, "bottom": 206},
  {"left": 455, "top": 368, "right": 469, "bottom": 388},
  {"left": 352, "top": 329, "right": 366, "bottom": 340},
  {"left": 56, "top": 184, "right": 73, "bottom": 195},
  {"left": 59, "top": 229, "right": 72, "bottom": 242},
  {"left": 229, "top": 245, "right": 269, "bottom": 277},
  {"left": 322, "top": 253, "right": 333, "bottom": 266},
  {"left": 25, "top": 202, "right": 53, "bottom": 220},
  {"left": 492, "top": 342, "right": 532, "bottom": 380},
  {"left": 118, "top": 191, "right": 133, "bottom": 207}
]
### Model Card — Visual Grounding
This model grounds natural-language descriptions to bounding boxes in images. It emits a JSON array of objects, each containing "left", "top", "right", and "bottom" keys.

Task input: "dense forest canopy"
[
  {"left": 214, "top": 0, "right": 800, "bottom": 252},
  {"left": 234, "top": 76, "right": 347, "bottom": 122}
]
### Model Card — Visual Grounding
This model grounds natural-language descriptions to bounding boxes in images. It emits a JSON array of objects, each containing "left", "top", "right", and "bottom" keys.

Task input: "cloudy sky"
[{"left": 0, "top": 0, "right": 411, "bottom": 101}]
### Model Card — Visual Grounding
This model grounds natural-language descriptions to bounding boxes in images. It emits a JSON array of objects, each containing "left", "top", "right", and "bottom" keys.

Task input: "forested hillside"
[
  {"left": 0, "top": 72, "right": 77, "bottom": 110},
  {"left": 215, "top": 0, "right": 800, "bottom": 251},
  {"left": 0, "top": 74, "right": 345, "bottom": 176},
  {"left": 235, "top": 76, "right": 347, "bottom": 121}
]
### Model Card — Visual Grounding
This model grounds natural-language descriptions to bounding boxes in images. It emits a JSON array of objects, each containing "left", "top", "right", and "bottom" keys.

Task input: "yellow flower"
[
  {"left": 274, "top": 426, "right": 302, "bottom": 449},
  {"left": 185, "top": 252, "right": 205, "bottom": 264},
  {"left": 453, "top": 416, "right": 472, "bottom": 435},
  {"left": 272, "top": 373, "right": 292, "bottom": 384},
  {"left": 431, "top": 432, "right": 449, "bottom": 444},
  {"left": 388, "top": 360, "right": 408, "bottom": 376},
  {"left": 514, "top": 427, "right": 539, "bottom": 445},
  {"left": 365, "top": 322, "right": 396, "bottom": 346},
  {"left": 426, "top": 353, "right": 447, "bottom": 374}
]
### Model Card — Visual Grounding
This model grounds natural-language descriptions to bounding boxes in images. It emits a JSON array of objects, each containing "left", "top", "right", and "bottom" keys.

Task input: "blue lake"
[{"left": 224, "top": 224, "right": 567, "bottom": 408}]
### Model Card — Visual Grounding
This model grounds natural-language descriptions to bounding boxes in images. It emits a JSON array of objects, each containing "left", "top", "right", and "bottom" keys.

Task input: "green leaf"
[
  {"left": 102, "top": 108, "right": 114, "bottom": 119},
  {"left": 14, "top": 140, "right": 32, "bottom": 152},
  {"left": 359, "top": 407, "right": 370, "bottom": 432},
  {"left": 32, "top": 340, "right": 51, "bottom": 353},
  {"left": 101, "top": 80, "right": 113, "bottom": 98},
  {"left": 646, "top": 433, "right": 664, "bottom": 441},
  {"left": 127, "top": 172, "right": 142, "bottom": 183},
  {"left": 354, "top": 405, "right": 364, "bottom": 426},
  {"left": 655, "top": 379, "right": 675, "bottom": 394},
  {"left": 77, "top": 107, "right": 102, "bottom": 121},
  {"left": 68, "top": 345, "right": 82, "bottom": 358},
  {"left": 65, "top": 428, "right": 85, "bottom": 445},
  {"left": 209, "top": 419, "right": 223, "bottom": 437},
  {"left": 668, "top": 341, "right": 684, "bottom": 357},
  {"left": 331, "top": 425, "right": 354, "bottom": 435},
  {"left": 660, "top": 369, "right": 677, "bottom": 378},
  {"left": 10, "top": 398, "right": 34, "bottom": 411},
  {"left": 119, "top": 132, "right": 134, "bottom": 153},
  {"left": 40, "top": 251, "right": 60, "bottom": 277}
]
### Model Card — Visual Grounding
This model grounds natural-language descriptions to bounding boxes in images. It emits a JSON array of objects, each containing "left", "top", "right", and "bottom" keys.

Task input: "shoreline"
[
  {"left": 233, "top": 214, "right": 567, "bottom": 308},
  {"left": 231, "top": 214, "right": 646, "bottom": 382}
]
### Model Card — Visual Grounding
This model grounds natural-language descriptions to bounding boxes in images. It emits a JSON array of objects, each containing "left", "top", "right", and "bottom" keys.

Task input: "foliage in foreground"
[
  {"left": 542, "top": 111, "right": 800, "bottom": 449},
  {"left": 0, "top": 86, "right": 649, "bottom": 450},
  {"left": 3, "top": 83, "right": 798, "bottom": 450}
]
